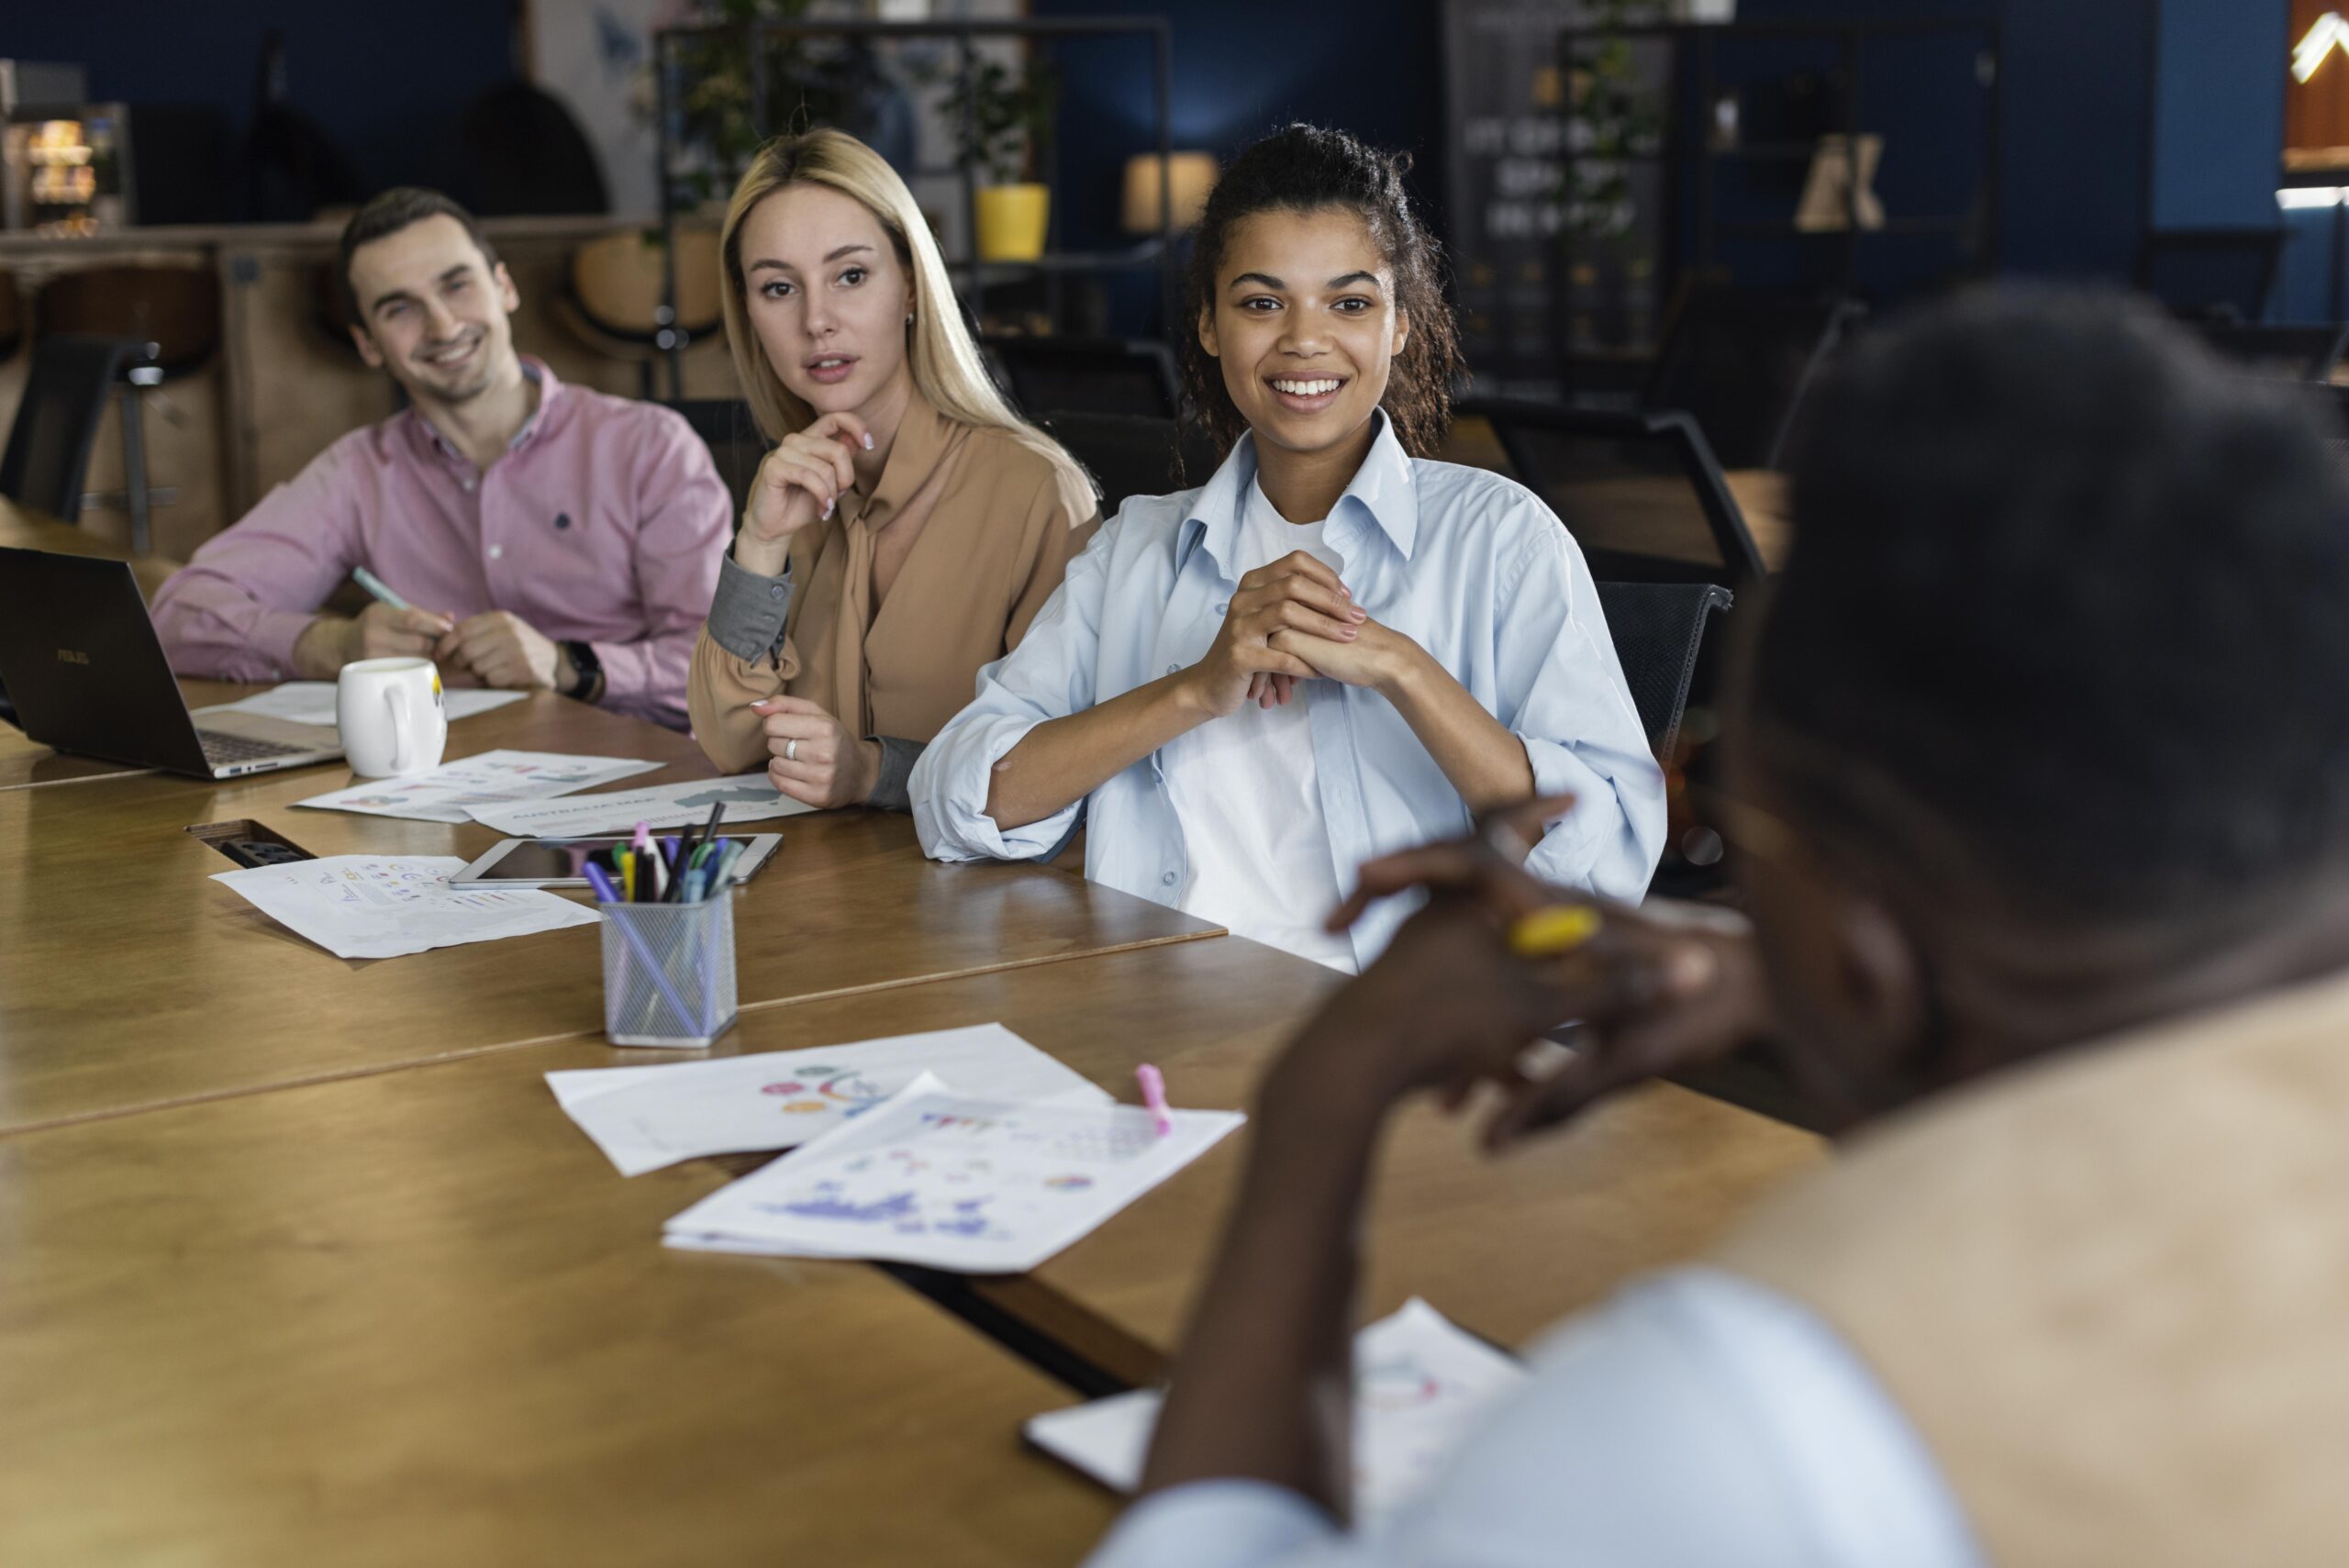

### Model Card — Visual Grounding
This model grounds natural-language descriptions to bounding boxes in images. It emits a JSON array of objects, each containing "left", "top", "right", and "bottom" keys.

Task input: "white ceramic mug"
[{"left": 337, "top": 657, "right": 449, "bottom": 777}]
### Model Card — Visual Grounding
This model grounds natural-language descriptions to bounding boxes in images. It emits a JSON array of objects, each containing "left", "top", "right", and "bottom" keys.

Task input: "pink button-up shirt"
[{"left": 151, "top": 359, "right": 730, "bottom": 729}]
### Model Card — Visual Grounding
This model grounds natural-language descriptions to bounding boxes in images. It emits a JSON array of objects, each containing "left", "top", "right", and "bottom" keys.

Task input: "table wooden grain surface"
[
  {"left": 0, "top": 662, "right": 1825, "bottom": 1564},
  {"left": 0, "top": 688, "right": 1214, "bottom": 1134},
  {"left": 0, "top": 1038, "right": 1118, "bottom": 1568},
  {"left": 652, "top": 935, "right": 1823, "bottom": 1387}
]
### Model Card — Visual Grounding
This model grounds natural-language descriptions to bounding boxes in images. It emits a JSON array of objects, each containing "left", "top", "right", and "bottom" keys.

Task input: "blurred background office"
[{"left": 0, "top": 0, "right": 2324, "bottom": 643}]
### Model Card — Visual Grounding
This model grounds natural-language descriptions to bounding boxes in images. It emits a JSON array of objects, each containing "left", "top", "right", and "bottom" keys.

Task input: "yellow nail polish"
[{"left": 1508, "top": 905, "right": 1601, "bottom": 958}]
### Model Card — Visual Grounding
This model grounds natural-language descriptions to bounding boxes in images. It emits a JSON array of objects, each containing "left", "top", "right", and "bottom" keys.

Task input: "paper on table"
[
  {"left": 193, "top": 683, "right": 527, "bottom": 728},
  {"left": 466, "top": 773, "right": 814, "bottom": 836},
  {"left": 547, "top": 1023, "right": 1115, "bottom": 1176},
  {"left": 663, "top": 1078, "right": 1243, "bottom": 1273},
  {"left": 211, "top": 854, "right": 598, "bottom": 960},
  {"left": 1024, "top": 1298, "right": 1527, "bottom": 1518},
  {"left": 293, "top": 750, "right": 662, "bottom": 824}
]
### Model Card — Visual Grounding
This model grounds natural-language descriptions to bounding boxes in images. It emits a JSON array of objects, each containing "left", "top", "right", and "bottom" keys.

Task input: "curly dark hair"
[{"left": 1179, "top": 124, "right": 1463, "bottom": 463}]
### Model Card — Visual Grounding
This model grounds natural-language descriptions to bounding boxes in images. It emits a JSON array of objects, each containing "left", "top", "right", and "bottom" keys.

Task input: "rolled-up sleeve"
[
  {"left": 599, "top": 417, "right": 730, "bottom": 730},
  {"left": 1494, "top": 520, "right": 1668, "bottom": 902},
  {"left": 910, "top": 509, "right": 1119, "bottom": 862},
  {"left": 687, "top": 551, "right": 802, "bottom": 772},
  {"left": 150, "top": 439, "right": 369, "bottom": 681}
]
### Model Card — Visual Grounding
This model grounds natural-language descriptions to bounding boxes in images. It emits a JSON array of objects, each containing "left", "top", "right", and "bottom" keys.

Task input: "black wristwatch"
[{"left": 559, "top": 639, "right": 605, "bottom": 704}]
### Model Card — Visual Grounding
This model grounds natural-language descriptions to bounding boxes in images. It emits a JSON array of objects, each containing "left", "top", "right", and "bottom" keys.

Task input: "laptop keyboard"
[{"left": 197, "top": 729, "right": 315, "bottom": 766}]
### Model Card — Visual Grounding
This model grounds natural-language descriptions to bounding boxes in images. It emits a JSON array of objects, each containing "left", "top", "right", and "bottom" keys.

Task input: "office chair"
[
  {"left": 0, "top": 334, "right": 138, "bottom": 523},
  {"left": 1642, "top": 286, "right": 1864, "bottom": 470},
  {"left": 1469, "top": 399, "right": 1765, "bottom": 588},
  {"left": 1041, "top": 409, "right": 1224, "bottom": 515},
  {"left": 1593, "top": 580, "right": 1732, "bottom": 764},
  {"left": 2136, "top": 228, "right": 2284, "bottom": 324},
  {"left": 33, "top": 266, "right": 222, "bottom": 551},
  {"left": 985, "top": 337, "right": 1183, "bottom": 420},
  {"left": 2193, "top": 320, "right": 2349, "bottom": 382},
  {"left": 662, "top": 398, "right": 770, "bottom": 524}
]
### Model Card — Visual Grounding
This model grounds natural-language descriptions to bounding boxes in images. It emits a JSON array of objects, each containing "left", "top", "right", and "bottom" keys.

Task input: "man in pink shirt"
[{"left": 151, "top": 188, "right": 730, "bottom": 730}]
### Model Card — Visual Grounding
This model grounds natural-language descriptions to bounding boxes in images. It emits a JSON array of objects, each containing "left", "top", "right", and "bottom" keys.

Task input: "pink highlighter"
[{"left": 1136, "top": 1063, "right": 1174, "bottom": 1137}]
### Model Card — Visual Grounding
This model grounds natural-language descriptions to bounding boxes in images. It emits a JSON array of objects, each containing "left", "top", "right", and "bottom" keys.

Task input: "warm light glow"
[
  {"left": 2295, "top": 12, "right": 2349, "bottom": 83},
  {"left": 1122, "top": 152, "right": 1220, "bottom": 234}
]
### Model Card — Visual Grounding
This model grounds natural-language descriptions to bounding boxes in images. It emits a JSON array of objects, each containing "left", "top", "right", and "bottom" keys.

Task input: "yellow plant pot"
[{"left": 974, "top": 183, "right": 1051, "bottom": 261}]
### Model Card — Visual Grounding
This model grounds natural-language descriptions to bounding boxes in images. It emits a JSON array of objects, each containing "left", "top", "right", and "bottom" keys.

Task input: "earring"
[{"left": 905, "top": 312, "right": 916, "bottom": 327}]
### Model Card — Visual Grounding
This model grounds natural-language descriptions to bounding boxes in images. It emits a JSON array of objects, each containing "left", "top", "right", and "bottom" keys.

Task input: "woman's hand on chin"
[{"left": 735, "top": 411, "right": 873, "bottom": 575}]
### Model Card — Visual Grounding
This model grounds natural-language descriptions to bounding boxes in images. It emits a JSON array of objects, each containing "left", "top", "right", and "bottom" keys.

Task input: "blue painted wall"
[
  {"left": 6, "top": 0, "right": 515, "bottom": 212},
  {"left": 1032, "top": 0, "right": 1445, "bottom": 336},
  {"left": 2150, "top": 0, "right": 2288, "bottom": 228}
]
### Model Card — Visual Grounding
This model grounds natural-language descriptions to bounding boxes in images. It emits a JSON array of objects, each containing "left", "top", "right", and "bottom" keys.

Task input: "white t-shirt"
[{"left": 1158, "top": 481, "right": 1359, "bottom": 973}]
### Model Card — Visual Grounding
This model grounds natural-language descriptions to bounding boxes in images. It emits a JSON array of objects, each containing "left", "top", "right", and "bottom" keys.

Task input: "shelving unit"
[
  {"left": 1557, "top": 13, "right": 2002, "bottom": 305},
  {"left": 650, "top": 14, "right": 1175, "bottom": 395}
]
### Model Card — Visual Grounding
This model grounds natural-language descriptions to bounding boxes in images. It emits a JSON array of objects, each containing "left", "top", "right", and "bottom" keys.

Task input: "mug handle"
[{"left": 385, "top": 684, "right": 415, "bottom": 774}]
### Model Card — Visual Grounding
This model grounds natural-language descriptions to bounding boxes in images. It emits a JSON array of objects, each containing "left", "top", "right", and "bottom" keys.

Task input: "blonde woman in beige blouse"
[{"left": 687, "top": 129, "right": 1096, "bottom": 809}]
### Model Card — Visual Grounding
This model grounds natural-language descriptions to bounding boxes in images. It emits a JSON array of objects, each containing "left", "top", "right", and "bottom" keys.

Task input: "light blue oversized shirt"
[
  {"left": 1081, "top": 1268, "right": 1986, "bottom": 1568},
  {"left": 910, "top": 417, "right": 1667, "bottom": 967}
]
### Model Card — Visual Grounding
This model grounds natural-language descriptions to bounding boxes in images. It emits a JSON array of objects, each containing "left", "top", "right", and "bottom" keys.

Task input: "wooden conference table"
[{"left": 0, "top": 684, "right": 1819, "bottom": 1563}]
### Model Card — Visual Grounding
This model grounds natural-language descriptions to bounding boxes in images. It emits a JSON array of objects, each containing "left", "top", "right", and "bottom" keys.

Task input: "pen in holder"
[{"left": 598, "top": 891, "right": 738, "bottom": 1048}]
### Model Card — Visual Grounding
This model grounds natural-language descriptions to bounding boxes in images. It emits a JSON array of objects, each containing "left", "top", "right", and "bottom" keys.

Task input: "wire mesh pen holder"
[{"left": 598, "top": 893, "right": 738, "bottom": 1048}]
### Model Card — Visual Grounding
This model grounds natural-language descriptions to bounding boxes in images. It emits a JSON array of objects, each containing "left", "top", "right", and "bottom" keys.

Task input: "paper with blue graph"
[
  {"left": 1024, "top": 1298, "right": 1528, "bottom": 1518},
  {"left": 663, "top": 1074, "right": 1244, "bottom": 1273},
  {"left": 465, "top": 773, "right": 815, "bottom": 836},
  {"left": 546, "top": 1023, "right": 1115, "bottom": 1176}
]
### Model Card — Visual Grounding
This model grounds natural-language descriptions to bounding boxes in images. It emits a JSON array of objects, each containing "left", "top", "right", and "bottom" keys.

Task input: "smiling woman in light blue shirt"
[{"left": 911, "top": 127, "right": 1664, "bottom": 968}]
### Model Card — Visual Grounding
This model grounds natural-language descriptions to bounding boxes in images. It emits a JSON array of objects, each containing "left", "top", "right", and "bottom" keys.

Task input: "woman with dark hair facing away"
[{"left": 913, "top": 126, "right": 1664, "bottom": 971}]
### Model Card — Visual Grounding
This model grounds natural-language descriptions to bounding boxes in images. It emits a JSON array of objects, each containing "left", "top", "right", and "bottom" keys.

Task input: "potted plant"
[{"left": 945, "top": 55, "right": 1058, "bottom": 261}]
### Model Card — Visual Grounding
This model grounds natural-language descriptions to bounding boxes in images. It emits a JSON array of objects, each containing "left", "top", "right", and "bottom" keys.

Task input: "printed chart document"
[
  {"left": 294, "top": 750, "right": 662, "bottom": 824},
  {"left": 664, "top": 1079, "right": 1243, "bottom": 1273},
  {"left": 193, "top": 683, "right": 527, "bottom": 728},
  {"left": 213, "top": 855, "right": 597, "bottom": 960},
  {"left": 548, "top": 1023, "right": 1114, "bottom": 1176},
  {"left": 1025, "top": 1298, "right": 1527, "bottom": 1518},
  {"left": 467, "top": 773, "right": 815, "bottom": 836}
]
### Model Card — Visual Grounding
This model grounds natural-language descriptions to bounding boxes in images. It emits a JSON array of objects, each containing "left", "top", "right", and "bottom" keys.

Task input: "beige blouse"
[
  {"left": 1714, "top": 967, "right": 2349, "bottom": 1566},
  {"left": 687, "top": 392, "right": 1097, "bottom": 777}
]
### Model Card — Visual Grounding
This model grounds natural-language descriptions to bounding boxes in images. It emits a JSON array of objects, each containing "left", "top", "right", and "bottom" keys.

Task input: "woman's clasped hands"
[{"left": 1186, "top": 550, "right": 1427, "bottom": 716}]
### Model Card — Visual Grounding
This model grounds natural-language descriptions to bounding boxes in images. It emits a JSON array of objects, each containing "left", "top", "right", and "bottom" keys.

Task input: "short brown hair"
[{"left": 338, "top": 187, "right": 500, "bottom": 322}]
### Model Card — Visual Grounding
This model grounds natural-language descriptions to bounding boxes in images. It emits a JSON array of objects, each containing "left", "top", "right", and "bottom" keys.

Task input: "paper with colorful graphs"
[
  {"left": 546, "top": 1023, "right": 1114, "bottom": 1176},
  {"left": 1025, "top": 1298, "right": 1528, "bottom": 1517},
  {"left": 663, "top": 1074, "right": 1243, "bottom": 1273}
]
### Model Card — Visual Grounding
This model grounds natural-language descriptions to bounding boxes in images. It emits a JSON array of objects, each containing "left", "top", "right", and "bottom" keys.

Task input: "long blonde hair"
[{"left": 718, "top": 128, "right": 1073, "bottom": 473}]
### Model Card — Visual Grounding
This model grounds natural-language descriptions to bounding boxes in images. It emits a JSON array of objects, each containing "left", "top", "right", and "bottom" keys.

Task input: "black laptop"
[{"left": 0, "top": 548, "right": 344, "bottom": 779}]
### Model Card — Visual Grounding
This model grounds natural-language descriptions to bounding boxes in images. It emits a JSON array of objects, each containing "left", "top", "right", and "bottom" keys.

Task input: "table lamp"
[{"left": 1122, "top": 150, "right": 1219, "bottom": 234}]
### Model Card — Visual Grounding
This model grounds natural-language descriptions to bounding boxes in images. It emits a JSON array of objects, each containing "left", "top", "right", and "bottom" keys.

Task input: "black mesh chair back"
[
  {"left": 1472, "top": 400, "right": 1765, "bottom": 589},
  {"left": 1041, "top": 409, "right": 1224, "bottom": 515},
  {"left": 985, "top": 337, "right": 1182, "bottom": 420},
  {"left": 1642, "top": 287, "right": 1862, "bottom": 470},
  {"left": 0, "top": 334, "right": 136, "bottom": 523},
  {"left": 2136, "top": 228, "right": 2283, "bottom": 323},
  {"left": 2193, "top": 320, "right": 2349, "bottom": 381},
  {"left": 662, "top": 398, "right": 770, "bottom": 524},
  {"left": 1593, "top": 580, "right": 1732, "bottom": 762}
]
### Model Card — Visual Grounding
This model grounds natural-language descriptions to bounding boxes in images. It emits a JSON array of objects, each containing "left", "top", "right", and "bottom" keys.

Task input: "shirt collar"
[
  {"left": 853, "top": 386, "right": 952, "bottom": 529},
  {"left": 1179, "top": 409, "right": 1419, "bottom": 574},
  {"left": 418, "top": 355, "right": 560, "bottom": 466}
]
